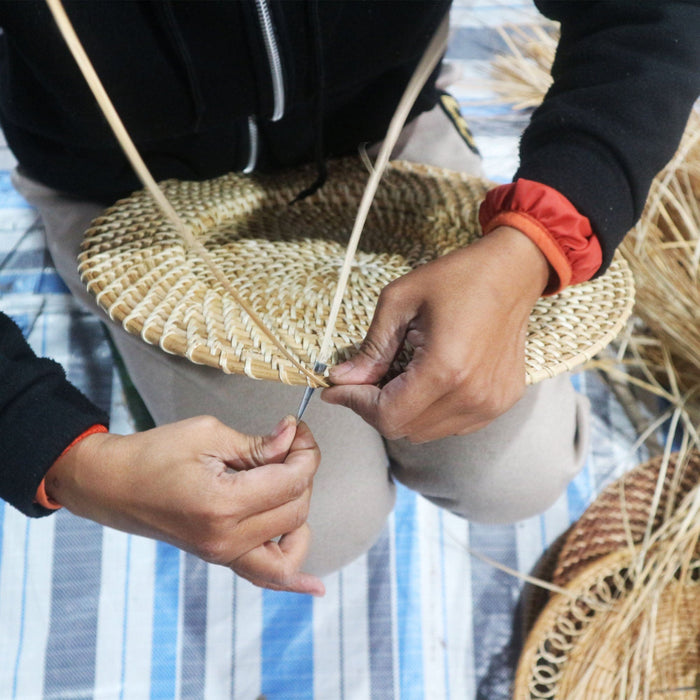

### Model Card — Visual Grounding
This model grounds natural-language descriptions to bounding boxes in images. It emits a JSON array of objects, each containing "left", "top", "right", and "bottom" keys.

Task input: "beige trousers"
[{"left": 14, "top": 103, "right": 589, "bottom": 575}]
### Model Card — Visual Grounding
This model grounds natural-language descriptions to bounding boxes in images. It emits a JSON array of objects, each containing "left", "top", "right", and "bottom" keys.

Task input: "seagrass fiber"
[{"left": 79, "top": 158, "right": 635, "bottom": 386}]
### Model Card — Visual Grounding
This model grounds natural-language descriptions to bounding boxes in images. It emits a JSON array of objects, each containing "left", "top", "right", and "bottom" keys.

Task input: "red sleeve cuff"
[
  {"left": 34, "top": 424, "right": 109, "bottom": 510},
  {"left": 478, "top": 179, "right": 603, "bottom": 294}
]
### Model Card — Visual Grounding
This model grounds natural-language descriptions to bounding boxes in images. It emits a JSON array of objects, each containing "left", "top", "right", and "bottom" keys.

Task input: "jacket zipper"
[
  {"left": 244, "top": 116, "right": 258, "bottom": 173},
  {"left": 246, "top": 0, "right": 285, "bottom": 171},
  {"left": 254, "top": 0, "right": 285, "bottom": 122}
]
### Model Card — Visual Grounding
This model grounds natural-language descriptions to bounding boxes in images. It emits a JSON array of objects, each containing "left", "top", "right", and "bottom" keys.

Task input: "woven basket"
[
  {"left": 553, "top": 451, "right": 700, "bottom": 588},
  {"left": 514, "top": 548, "right": 700, "bottom": 699},
  {"left": 515, "top": 452, "right": 700, "bottom": 699},
  {"left": 79, "top": 157, "right": 635, "bottom": 386}
]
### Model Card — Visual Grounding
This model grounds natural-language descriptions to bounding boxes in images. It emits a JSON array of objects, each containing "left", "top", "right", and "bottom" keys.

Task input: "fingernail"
[
  {"left": 307, "top": 579, "right": 326, "bottom": 597},
  {"left": 329, "top": 361, "right": 353, "bottom": 380},
  {"left": 271, "top": 415, "right": 294, "bottom": 438}
]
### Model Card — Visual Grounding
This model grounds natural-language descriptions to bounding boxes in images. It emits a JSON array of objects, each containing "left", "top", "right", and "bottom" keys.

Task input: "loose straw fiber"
[{"left": 79, "top": 157, "right": 635, "bottom": 386}]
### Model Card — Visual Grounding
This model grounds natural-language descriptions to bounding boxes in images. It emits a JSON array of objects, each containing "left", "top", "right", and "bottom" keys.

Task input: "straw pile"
[
  {"left": 489, "top": 24, "right": 556, "bottom": 110},
  {"left": 618, "top": 112, "right": 700, "bottom": 428},
  {"left": 488, "top": 23, "right": 700, "bottom": 432}
]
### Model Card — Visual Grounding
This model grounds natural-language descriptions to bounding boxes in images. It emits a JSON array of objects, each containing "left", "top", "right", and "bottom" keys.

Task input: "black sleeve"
[
  {"left": 0, "top": 311, "right": 109, "bottom": 517},
  {"left": 516, "top": 1, "right": 700, "bottom": 272}
]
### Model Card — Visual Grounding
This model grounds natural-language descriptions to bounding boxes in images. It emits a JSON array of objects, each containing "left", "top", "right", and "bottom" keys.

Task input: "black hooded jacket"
[
  {"left": 0, "top": 1, "right": 449, "bottom": 200},
  {"left": 0, "top": 0, "right": 699, "bottom": 517}
]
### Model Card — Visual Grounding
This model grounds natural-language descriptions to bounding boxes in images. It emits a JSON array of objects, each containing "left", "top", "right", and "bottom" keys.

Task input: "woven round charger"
[{"left": 78, "top": 157, "right": 635, "bottom": 386}]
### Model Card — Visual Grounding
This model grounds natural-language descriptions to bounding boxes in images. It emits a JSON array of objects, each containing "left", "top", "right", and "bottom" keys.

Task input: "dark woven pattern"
[{"left": 553, "top": 451, "right": 700, "bottom": 588}]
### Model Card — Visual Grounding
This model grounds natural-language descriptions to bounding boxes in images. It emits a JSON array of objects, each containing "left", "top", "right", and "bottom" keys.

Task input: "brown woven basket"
[
  {"left": 515, "top": 452, "right": 700, "bottom": 699},
  {"left": 514, "top": 548, "right": 700, "bottom": 699},
  {"left": 553, "top": 451, "right": 700, "bottom": 588},
  {"left": 79, "top": 157, "right": 635, "bottom": 386}
]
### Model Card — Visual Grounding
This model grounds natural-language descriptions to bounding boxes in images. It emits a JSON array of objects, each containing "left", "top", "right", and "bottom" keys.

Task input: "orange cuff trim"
[
  {"left": 35, "top": 424, "right": 108, "bottom": 510},
  {"left": 478, "top": 179, "right": 603, "bottom": 295}
]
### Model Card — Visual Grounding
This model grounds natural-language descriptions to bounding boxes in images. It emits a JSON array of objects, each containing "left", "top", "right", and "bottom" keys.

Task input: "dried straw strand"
[
  {"left": 316, "top": 13, "right": 448, "bottom": 365},
  {"left": 45, "top": 0, "right": 326, "bottom": 387}
]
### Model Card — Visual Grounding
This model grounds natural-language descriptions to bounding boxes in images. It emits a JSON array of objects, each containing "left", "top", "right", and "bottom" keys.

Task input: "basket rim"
[{"left": 514, "top": 545, "right": 700, "bottom": 699}]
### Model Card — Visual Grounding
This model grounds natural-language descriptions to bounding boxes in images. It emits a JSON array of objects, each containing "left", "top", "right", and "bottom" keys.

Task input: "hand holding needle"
[{"left": 292, "top": 17, "right": 448, "bottom": 425}]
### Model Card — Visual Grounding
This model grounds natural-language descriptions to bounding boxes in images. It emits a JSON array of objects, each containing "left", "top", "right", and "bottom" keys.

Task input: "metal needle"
[{"left": 295, "top": 361, "right": 327, "bottom": 421}]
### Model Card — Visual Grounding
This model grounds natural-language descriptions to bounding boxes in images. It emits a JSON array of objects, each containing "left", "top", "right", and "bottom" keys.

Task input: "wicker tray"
[
  {"left": 79, "top": 158, "right": 635, "bottom": 386},
  {"left": 514, "top": 547, "right": 700, "bottom": 699}
]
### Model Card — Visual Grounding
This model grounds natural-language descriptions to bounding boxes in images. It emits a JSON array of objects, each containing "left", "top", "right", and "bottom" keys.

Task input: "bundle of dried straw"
[{"left": 487, "top": 23, "right": 700, "bottom": 699}]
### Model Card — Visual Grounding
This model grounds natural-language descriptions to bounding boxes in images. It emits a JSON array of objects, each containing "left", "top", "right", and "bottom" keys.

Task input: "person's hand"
[
  {"left": 322, "top": 226, "right": 550, "bottom": 443},
  {"left": 45, "top": 415, "right": 324, "bottom": 596}
]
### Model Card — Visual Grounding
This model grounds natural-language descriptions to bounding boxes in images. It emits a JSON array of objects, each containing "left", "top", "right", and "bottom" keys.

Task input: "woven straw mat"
[{"left": 79, "top": 158, "right": 635, "bottom": 386}]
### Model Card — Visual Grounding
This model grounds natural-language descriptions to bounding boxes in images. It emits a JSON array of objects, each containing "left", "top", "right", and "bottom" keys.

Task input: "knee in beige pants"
[{"left": 386, "top": 374, "right": 590, "bottom": 524}]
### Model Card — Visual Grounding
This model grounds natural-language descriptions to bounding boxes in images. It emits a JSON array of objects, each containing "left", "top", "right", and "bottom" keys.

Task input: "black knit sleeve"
[
  {"left": 0, "top": 312, "right": 109, "bottom": 517},
  {"left": 517, "top": 1, "right": 700, "bottom": 272}
]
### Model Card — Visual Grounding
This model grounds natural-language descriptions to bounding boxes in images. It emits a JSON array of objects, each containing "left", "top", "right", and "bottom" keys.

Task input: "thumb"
[
  {"left": 230, "top": 415, "right": 297, "bottom": 469},
  {"left": 329, "top": 289, "right": 412, "bottom": 386}
]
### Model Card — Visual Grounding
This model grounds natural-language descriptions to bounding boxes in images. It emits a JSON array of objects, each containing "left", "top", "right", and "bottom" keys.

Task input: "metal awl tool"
[{"left": 295, "top": 361, "right": 327, "bottom": 421}]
